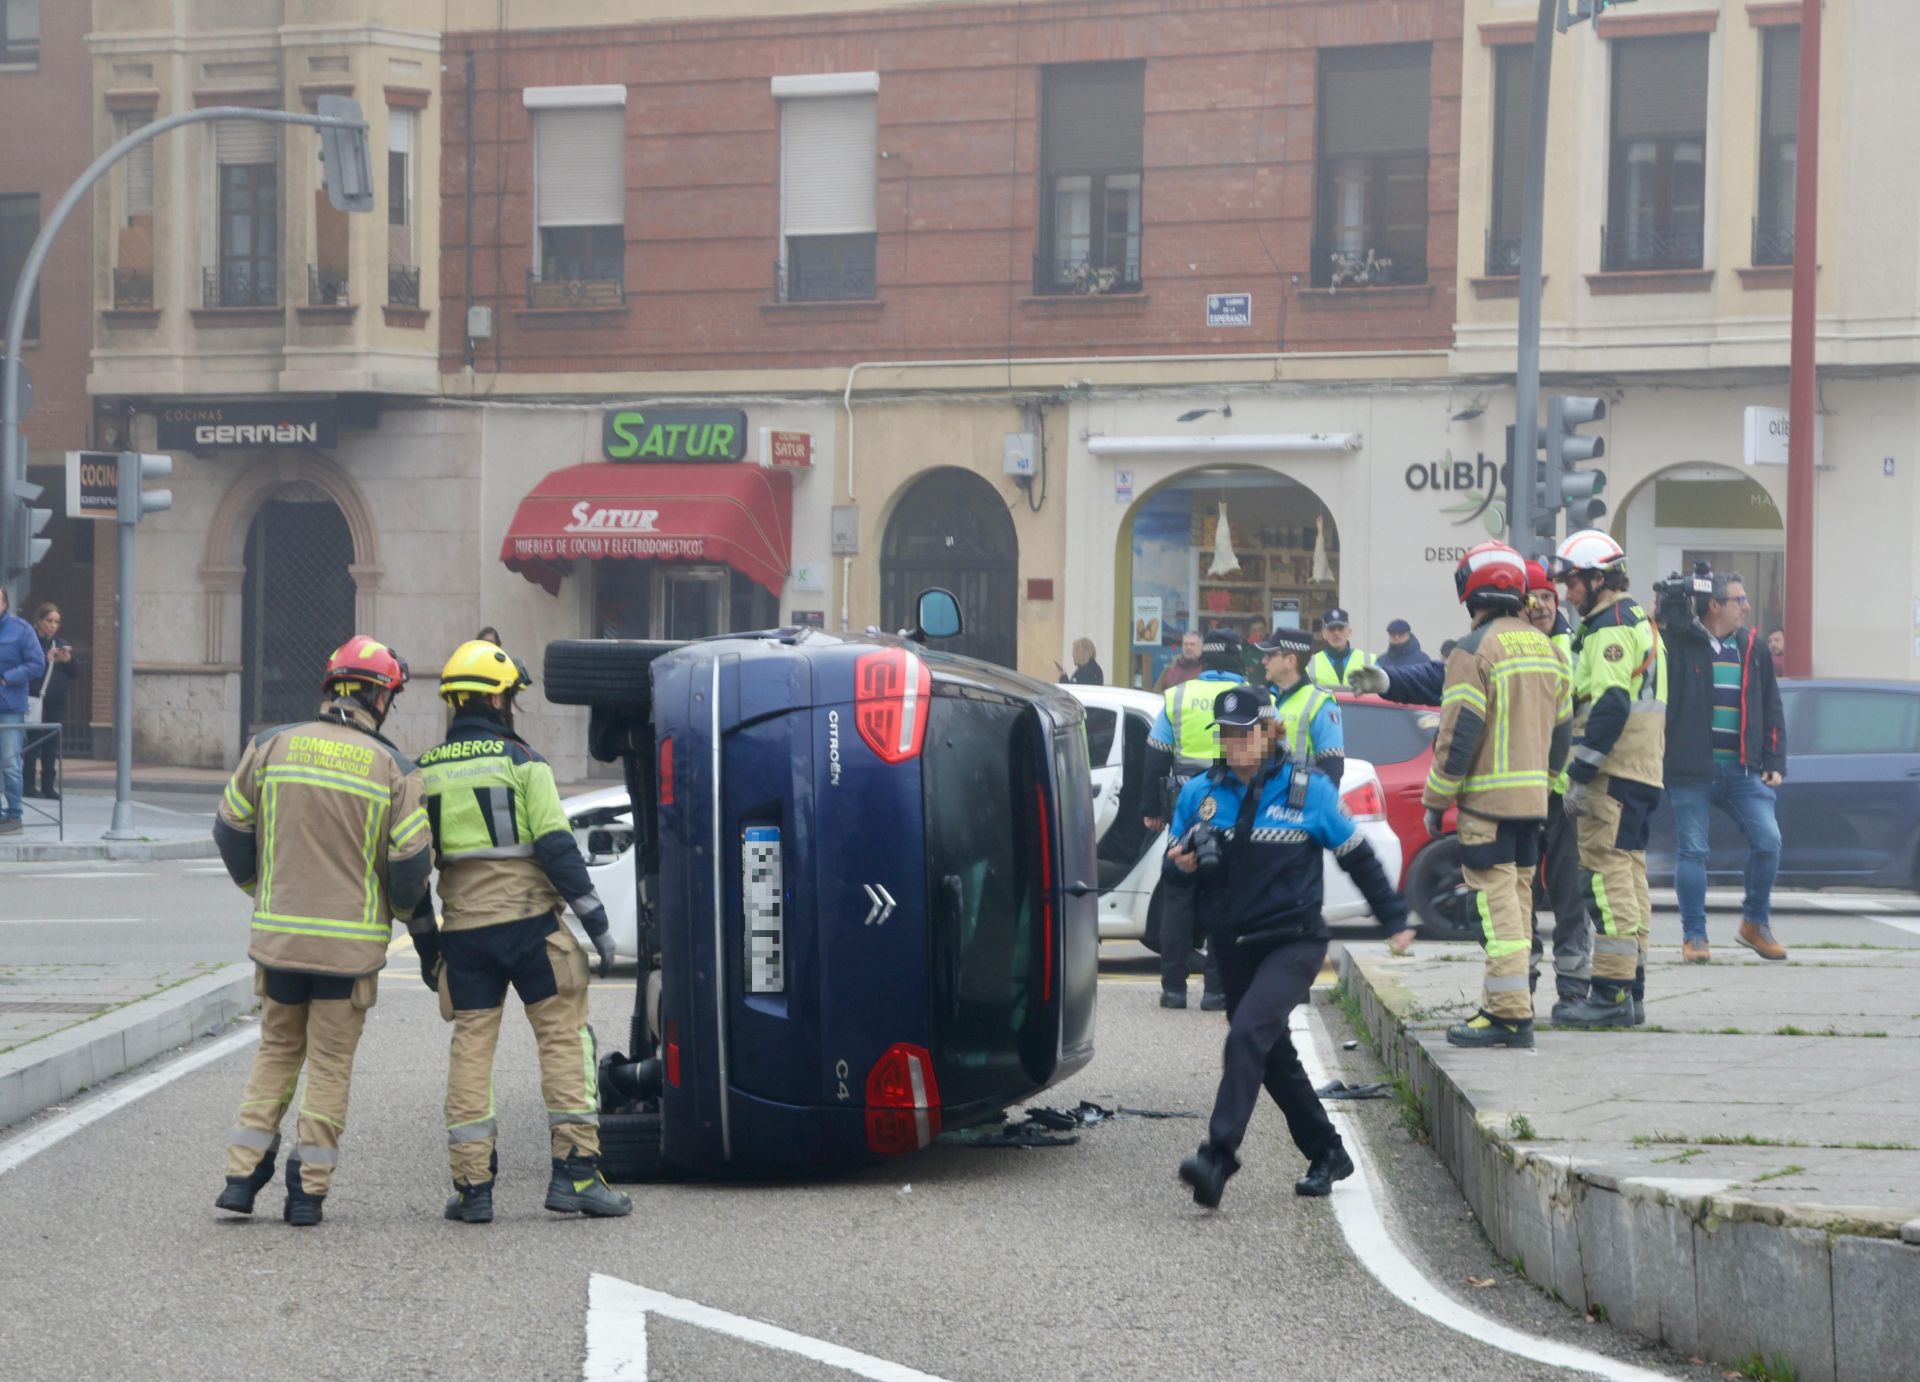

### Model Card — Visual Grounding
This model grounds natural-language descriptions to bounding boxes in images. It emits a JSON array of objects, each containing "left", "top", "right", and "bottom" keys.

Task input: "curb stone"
[
  {"left": 0, "top": 963, "right": 256, "bottom": 1130},
  {"left": 1335, "top": 948, "right": 1920, "bottom": 1382},
  {"left": 0, "top": 836, "right": 219, "bottom": 863}
]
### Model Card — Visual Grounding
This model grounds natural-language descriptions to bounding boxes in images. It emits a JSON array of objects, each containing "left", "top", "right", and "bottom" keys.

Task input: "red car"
[{"left": 1333, "top": 693, "right": 1474, "bottom": 939}]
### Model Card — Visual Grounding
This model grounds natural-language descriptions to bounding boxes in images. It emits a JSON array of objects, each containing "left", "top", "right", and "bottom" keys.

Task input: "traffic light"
[
  {"left": 1546, "top": 395, "right": 1608, "bottom": 532},
  {"left": 315, "top": 95, "right": 374, "bottom": 214},
  {"left": 117, "top": 451, "right": 172, "bottom": 524},
  {"left": 4, "top": 478, "right": 51, "bottom": 577},
  {"left": 1501, "top": 424, "right": 1558, "bottom": 551}
]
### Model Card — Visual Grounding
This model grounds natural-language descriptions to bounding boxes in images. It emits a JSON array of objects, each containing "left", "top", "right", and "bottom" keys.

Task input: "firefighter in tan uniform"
[
  {"left": 1552, "top": 530, "right": 1668, "bottom": 1028},
  {"left": 1422, "top": 544, "right": 1573, "bottom": 1050},
  {"left": 416, "top": 641, "right": 631, "bottom": 1224},
  {"left": 212, "top": 638, "right": 433, "bottom": 1225}
]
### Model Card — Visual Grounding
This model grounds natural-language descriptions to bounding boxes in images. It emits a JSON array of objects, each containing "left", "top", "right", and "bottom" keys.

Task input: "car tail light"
[
  {"left": 864, "top": 1042, "right": 941, "bottom": 1155},
  {"left": 665, "top": 1020, "right": 681, "bottom": 1088},
  {"left": 1034, "top": 783, "right": 1054, "bottom": 1005},
  {"left": 1341, "top": 779, "right": 1386, "bottom": 822},
  {"left": 658, "top": 735, "right": 675, "bottom": 806},
  {"left": 853, "top": 649, "right": 930, "bottom": 764}
]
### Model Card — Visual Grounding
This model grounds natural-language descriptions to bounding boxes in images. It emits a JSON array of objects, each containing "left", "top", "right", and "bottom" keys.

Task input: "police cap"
[
  {"left": 1211, "top": 685, "right": 1271, "bottom": 729},
  {"left": 1253, "top": 626, "right": 1313, "bottom": 658}
]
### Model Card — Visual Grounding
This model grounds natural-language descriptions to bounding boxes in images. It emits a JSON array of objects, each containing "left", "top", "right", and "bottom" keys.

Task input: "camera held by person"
[{"left": 1653, "top": 560, "right": 1716, "bottom": 635}]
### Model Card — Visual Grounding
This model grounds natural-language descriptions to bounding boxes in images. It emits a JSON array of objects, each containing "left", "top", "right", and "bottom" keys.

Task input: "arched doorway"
[
  {"left": 1612, "top": 464, "right": 1785, "bottom": 637},
  {"left": 240, "top": 483, "right": 358, "bottom": 734},
  {"left": 1115, "top": 465, "right": 1340, "bottom": 690},
  {"left": 881, "top": 468, "right": 1018, "bottom": 668}
]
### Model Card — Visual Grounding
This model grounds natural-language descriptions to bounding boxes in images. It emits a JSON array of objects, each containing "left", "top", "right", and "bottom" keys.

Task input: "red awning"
[{"left": 500, "top": 463, "right": 793, "bottom": 597}]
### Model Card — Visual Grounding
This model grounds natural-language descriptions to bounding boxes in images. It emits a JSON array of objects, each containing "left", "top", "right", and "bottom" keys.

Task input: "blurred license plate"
[{"left": 743, "top": 826, "right": 784, "bottom": 994}]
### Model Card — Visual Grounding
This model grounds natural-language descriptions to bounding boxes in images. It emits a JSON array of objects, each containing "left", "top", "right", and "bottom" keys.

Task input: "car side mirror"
[
  {"left": 586, "top": 828, "right": 617, "bottom": 856},
  {"left": 912, "top": 587, "right": 963, "bottom": 642}
]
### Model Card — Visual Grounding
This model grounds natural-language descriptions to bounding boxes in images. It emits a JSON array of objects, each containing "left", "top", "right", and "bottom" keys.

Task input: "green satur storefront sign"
[{"left": 602, "top": 408, "right": 748, "bottom": 462}]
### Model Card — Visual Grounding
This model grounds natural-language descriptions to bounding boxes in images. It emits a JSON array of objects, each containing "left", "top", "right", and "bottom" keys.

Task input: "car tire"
[
  {"left": 1406, "top": 836, "right": 1477, "bottom": 941},
  {"left": 543, "top": 639, "right": 679, "bottom": 709},
  {"left": 598, "top": 1108, "right": 672, "bottom": 1184}
]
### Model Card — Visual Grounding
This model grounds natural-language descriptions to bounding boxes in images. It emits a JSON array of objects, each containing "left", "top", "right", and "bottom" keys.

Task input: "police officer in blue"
[
  {"left": 1168, "top": 686, "right": 1410, "bottom": 1206},
  {"left": 1255, "top": 626, "right": 1345, "bottom": 785},
  {"left": 1143, "top": 629, "right": 1252, "bottom": 1010}
]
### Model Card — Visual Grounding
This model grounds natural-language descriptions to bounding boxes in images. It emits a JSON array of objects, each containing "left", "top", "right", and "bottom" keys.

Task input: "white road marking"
[
  {"left": 1296, "top": 1004, "right": 1671, "bottom": 1382},
  {"left": 0, "top": 917, "right": 150, "bottom": 925},
  {"left": 585, "top": 1274, "right": 950, "bottom": 1382},
  {"left": 0, "top": 1024, "right": 260, "bottom": 1179},
  {"left": 1863, "top": 915, "right": 1920, "bottom": 939},
  {"left": 4, "top": 871, "right": 157, "bottom": 881}
]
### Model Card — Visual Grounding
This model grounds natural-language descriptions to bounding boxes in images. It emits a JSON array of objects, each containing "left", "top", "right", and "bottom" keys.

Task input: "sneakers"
[
  {"left": 1551, "top": 983, "right": 1633, "bottom": 1029},
  {"left": 1446, "top": 1010, "right": 1535, "bottom": 1049},
  {"left": 1177, "top": 1142, "right": 1240, "bottom": 1209},
  {"left": 545, "top": 1156, "right": 633, "bottom": 1217},
  {"left": 1737, "top": 921, "right": 1788, "bottom": 962},
  {"left": 282, "top": 1158, "right": 324, "bottom": 1227},
  {"left": 214, "top": 1138, "right": 280, "bottom": 1216},
  {"left": 0, "top": 818, "right": 20, "bottom": 835},
  {"left": 1159, "top": 990, "right": 1188, "bottom": 1010},
  {"left": 1200, "top": 991, "right": 1227, "bottom": 1012},
  {"left": 444, "top": 1181, "right": 495, "bottom": 1224},
  {"left": 1681, "top": 939, "right": 1711, "bottom": 964},
  {"left": 1295, "top": 1141, "right": 1355, "bottom": 1197}
]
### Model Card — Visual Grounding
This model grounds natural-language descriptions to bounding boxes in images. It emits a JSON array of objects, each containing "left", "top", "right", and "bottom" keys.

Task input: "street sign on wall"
[{"left": 1206, "top": 293, "right": 1252, "bottom": 328}]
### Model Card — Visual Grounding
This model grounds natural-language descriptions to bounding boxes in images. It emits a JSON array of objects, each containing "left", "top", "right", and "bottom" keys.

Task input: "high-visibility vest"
[
  {"left": 1163, "top": 676, "right": 1242, "bottom": 760},
  {"left": 1271, "top": 680, "right": 1335, "bottom": 759},
  {"left": 1307, "top": 646, "right": 1376, "bottom": 690}
]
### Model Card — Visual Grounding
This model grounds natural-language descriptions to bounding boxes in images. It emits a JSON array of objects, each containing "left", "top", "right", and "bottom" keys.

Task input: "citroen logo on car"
[{"left": 862, "top": 884, "right": 896, "bottom": 927}]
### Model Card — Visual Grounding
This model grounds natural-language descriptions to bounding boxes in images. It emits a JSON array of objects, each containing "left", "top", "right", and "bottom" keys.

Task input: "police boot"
[
  {"left": 1295, "top": 1140, "right": 1355, "bottom": 1198},
  {"left": 1200, "top": 990, "right": 1227, "bottom": 1013},
  {"left": 444, "top": 1181, "right": 494, "bottom": 1224},
  {"left": 545, "top": 1156, "right": 633, "bottom": 1217},
  {"left": 214, "top": 1137, "right": 279, "bottom": 1215},
  {"left": 281, "top": 1158, "right": 324, "bottom": 1227},
  {"left": 1177, "top": 1142, "right": 1239, "bottom": 1210},
  {"left": 1446, "top": 1010, "right": 1535, "bottom": 1050},
  {"left": 1551, "top": 981, "right": 1633, "bottom": 1029}
]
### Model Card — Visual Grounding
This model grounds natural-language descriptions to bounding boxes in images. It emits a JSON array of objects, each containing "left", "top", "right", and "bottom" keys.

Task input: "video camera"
[{"left": 1653, "top": 559, "right": 1715, "bottom": 632}]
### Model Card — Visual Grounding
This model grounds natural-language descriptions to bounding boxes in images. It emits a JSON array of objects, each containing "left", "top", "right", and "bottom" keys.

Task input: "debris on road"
[{"left": 1315, "top": 1079, "right": 1392, "bottom": 1101}]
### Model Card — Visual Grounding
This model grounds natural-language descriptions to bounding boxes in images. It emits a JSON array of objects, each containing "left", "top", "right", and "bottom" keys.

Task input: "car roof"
[
  {"left": 1063, "top": 683, "right": 1162, "bottom": 714},
  {"left": 1776, "top": 678, "right": 1920, "bottom": 692}
]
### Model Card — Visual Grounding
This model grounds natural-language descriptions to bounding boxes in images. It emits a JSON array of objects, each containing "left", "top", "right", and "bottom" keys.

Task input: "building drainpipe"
[
  {"left": 462, "top": 49, "right": 477, "bottom": 374},
  {"left": 1783, "top": 0, "right": 1821, "bottom": 678}
]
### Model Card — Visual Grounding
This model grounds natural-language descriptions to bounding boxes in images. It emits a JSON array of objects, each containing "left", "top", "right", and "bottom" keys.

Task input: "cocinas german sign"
[{"left": 602, "top": 408, "right": 749, "bottom": 463}]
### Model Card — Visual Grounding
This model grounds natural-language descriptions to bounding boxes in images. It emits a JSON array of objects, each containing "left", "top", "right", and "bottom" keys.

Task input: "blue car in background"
[
  {"left": 1648, "top": 679, "right": 1920, "bottom": 890},
  {"left": 542, "top": 590, "right": 1099, "bottom": 1180}
]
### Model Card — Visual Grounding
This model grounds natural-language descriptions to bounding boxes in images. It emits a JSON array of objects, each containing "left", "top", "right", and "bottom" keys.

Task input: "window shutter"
[
  {"left": 1491, "top": 46, "right": 1530, "bottom": 238},
  {"left": 118, "top": 115, "right": 153, "bottom": 218},
  {"left": 535, "top": 107, "right": 625, "bottom": 227},
  {"left": 1042, "top": 63, "right": 1144, "bottom": 174},
  {"left": 214, "top": 117, "right": 279, "bottom": 165},
  {"left": 780, "top": 94, "right": 876, "bottom": 237},
  {"left": 1613, "top": 36, "right": 1709, "bottom": 140},
  {"left": 1321, "top": 46, "right": 1431, "bottom": 158},
  {"left": 387, "top": 107, "right": 413, "bottom": 155},
  {"left": 1763, "top": 28, "right": 1800, "bottom": 141}
]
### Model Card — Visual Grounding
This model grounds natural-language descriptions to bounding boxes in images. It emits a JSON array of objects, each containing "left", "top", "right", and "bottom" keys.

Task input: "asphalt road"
[{"left": 15, "top": 863, "right": 1912, "bottom": 1379}]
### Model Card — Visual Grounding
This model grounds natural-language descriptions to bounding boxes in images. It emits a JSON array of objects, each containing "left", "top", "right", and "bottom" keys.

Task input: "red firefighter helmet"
[
  {"left": 1524, "top": 559, "right": 1554, "bottom": 593},
  {"left": 321, "top": 636, "right": 408, "bottom": 696},
  {"left": 1453, "top": 541, "right": 1529, "bottom": 608}
]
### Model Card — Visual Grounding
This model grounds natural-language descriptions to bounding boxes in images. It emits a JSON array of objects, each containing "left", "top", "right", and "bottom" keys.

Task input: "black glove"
[
  {"left": 1423, "top": 807, "right": 1446, "bottom": 838},
  {"left": 412, "top": 928, "right": 441, "bottom": 991},
  {"left": 576, "top": 904, "right": 615, "bottom": 977},
  {"left": 591, "top": 929, "right": 617, "bottom": 978}
]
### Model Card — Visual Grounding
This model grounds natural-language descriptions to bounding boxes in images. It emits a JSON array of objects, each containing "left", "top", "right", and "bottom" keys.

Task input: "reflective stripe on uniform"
[
  {"left": 441, "top": 843, "right": 537, "bottom": 862},
  {"left": 548, "top": 1110, "right": 600, "bottom": 1127},
  {"left": 294, "top": 1144, "right": 339, "bottom": 1167},
  {"left": 223, "top": 782, "right": 255, "bottom": 821},
  {"left": 1484, "top": 973, "right": 1531, "bottom": 992},
  {"left": 251, "top": 912, "right": 390, "bottom": 940},
  {"left": 228, "top": 1128, "right": 279, "bottom": 1151},
  {"left": 390, "top": 807, "right": 429, "bottom": 850},
  {"left": 1593, "top": 935, "right": 1639, "bottom": 956},
  {"left": 1476, "top": 892, "right": 1530, "bottom": 958},
  {"left": 261, "top": 765, "right": 389, "bottom": 804},
  {"left": 447, "top": 1118, "right": 497, "bottom": 1144}
]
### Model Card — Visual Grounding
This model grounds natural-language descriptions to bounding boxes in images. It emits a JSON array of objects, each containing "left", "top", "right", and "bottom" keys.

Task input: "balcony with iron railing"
[
  {"left": 775, "top": 234, "right": 877, "bottom": 303},
  {"left": 1310, "top": 239, "right": 1428, "bottom": 290},
  {"left": 1751, "top": 217, "right": 1795, "bottom": 268},
  {"left": 388, "top": 264, "right": 421, "bottom": 308},
  {"left": 1032, "top": 252, "right": 1144, "bottom": 297},
  {"left": 203, "top": 265, "right": 278, "bottom": 309},
  {"left": 1600, "top": 223, "right": 1705, "bottom": 274},
  {"left": 1484, "top": 230, "right": 1522, "bottom": 278},
  {"left": 307, "top": 265, "right": 349, "bottom": 307},
  {"left": 111, "top": 268, "right": 154, "bottom": 310},
  {"left": 526, "top": 259, "right": 625, "bottom": 310}
]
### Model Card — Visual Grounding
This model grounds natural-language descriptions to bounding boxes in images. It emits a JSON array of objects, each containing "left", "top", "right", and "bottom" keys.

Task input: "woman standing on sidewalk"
[
  {"left": 23, "top": 603, "right": 74, "bottom": 800},
  {"left": 0, "top": 585, "right": 47, "bottom": 835}
]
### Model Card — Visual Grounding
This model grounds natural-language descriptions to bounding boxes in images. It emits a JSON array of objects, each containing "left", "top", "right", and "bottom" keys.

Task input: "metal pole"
[
  {"left": 463, "top": 49, "right": 477, "bottom": 372},
  {"left": 1508, "top": 0, "right": 1558, "bottom": 557},
  {"left": 105, "top": 499, "right": 136, "bottom": 840},
  {"left": 1784, "top": 0, "right": 1821, "bottom": 678},
  {"left": 2, "top": 107, "right": 366, "bottom": 603}
]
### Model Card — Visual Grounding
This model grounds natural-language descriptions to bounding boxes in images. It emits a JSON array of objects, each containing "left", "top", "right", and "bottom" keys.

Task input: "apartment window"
[
  {"left": 210, "top": 119, "right": 280, "bottom": 307},
  {"left": 1038, "top": 63, "right": 1144, "bottom": 294},
  {"left": 775, "top": 76, "right": 877, "bottom": 302},
  {"left": 1315, "top": 45, "right": 1431, "bottom": 288},
  {"left": 1, "top": 0, "right": 37, "bottom": 66},
  {"left": 112, "top": 113, "right": 155, "bottom": 308},
  {"left": 1755, "top": 27, "right": 1799, "bottom": 266},
  {"left": 0, "top": 194, "right": 39, "bottom": 339},
  {"left": 387, "top": 108, "right": 419, "bottom": 306},
  {"left": 1486, "top": 45, "right": 1531, "bottom": 277},
  {"left": 528, "top": 87, "right": 626, "bottom": 306},
  {"left": 1605, "top": 35, "right": 1708, "bottom": 272}
]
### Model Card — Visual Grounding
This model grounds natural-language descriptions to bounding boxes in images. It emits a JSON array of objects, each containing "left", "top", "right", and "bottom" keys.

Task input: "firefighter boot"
[
  {"left": 1177, "top": 1142, "right": 1240, "bottom": 1210},
  {"left": 1446, "top": 1010, "right": 1536, "bottom": 1049},
  {"left": 445, "top": 1181, "right": 495, "bottom": 1224},
  {"left": 545, "top": 1156, "right": 633, "bottom": 1217},
  {"left": 282, "top": 1158, "right": 324, "bottom": 1227},
  {"left": 215, "top": 1136, "right": 280, "bottom": 1216},
  {"left": 1630, "top": 963, "right": 1647, "bottom": 1026},
  {"left": 1552, "top": 980, "right": 1633, "bottom": 1029},
  {"left": 1295, "top": 1140, "right": 1356, "bottom": 1198}
]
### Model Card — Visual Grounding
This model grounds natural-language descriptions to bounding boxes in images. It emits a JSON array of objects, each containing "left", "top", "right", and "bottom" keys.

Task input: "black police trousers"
[
  {"left": 1205, "top": 935, "right": 1337, "bottom": 1162},
  {"left": 1158, "top": 882, "right": 1221, "bottom": 995}
]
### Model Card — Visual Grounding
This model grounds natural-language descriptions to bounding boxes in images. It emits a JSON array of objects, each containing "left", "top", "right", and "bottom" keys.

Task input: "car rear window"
[
  {"left": 1794, "top": 689, "right": 1920, "bottom": 754},
  {"left": 1338, "top": 702, "right": 1437, "bottom": 765},
  {"left": 922, "top": 692, "right": 1050, "bottom": 1110}
]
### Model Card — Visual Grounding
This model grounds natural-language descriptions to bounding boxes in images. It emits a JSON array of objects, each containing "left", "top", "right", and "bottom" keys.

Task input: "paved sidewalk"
[
  {"left": 0, "top": 786, "right": 219, "bottom": 862},
  {"left": 1336, "top": 917, "right": 1920, "bottom": 1382},
  {"left": 0, "top": 961, "right": 254, "bottom": 1129}
]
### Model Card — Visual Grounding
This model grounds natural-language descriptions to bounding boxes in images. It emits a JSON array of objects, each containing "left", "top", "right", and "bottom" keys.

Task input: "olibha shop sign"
[{"left": 1406, "top": 449, "right": 1506, "bottom": 562}]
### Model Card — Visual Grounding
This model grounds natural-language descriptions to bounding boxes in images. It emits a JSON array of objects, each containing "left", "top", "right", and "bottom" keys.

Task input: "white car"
[
  {"left": 561, "top": 784, "right": 643, "bottom": 958},
  {"left": 1062, "top": 683, "right": 1402, "bottom": 946}
]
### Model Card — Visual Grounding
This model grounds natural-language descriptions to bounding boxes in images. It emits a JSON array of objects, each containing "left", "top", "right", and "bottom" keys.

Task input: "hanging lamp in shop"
[
  {"left": 1208, "top": 500, "right": 1242, "bottom": 578},
  {"left": 1311, "top": 514, "right": 1334, "bottom": 584}
]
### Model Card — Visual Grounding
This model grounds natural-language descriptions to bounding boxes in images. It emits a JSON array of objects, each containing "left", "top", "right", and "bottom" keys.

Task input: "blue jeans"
[
  {"left": 0, "top": 710, "right": 21, "bottom": 821},
  {"left": 1669, "top": 763, "right": 1781, "bottom": 942}
]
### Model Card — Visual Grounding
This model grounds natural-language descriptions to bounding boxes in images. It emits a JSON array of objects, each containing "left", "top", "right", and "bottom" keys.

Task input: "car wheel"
[
  {"left": 598, "top": 1108, "right": 672, "bottom": 1184},
  {"left": 1406, "top": 837, "right": 1478, "bottom": 941},
  {"left": 543, "top": 639, "right": 679, "bottom": 710},
  {"left": 1141, "top": 885, "right": 1163, "bottom": 955}
]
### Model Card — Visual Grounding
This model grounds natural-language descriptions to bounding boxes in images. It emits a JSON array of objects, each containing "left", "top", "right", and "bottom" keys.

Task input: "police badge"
[{"left": 1198, "top": 795, "right": 1218, "bottom": 822}]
